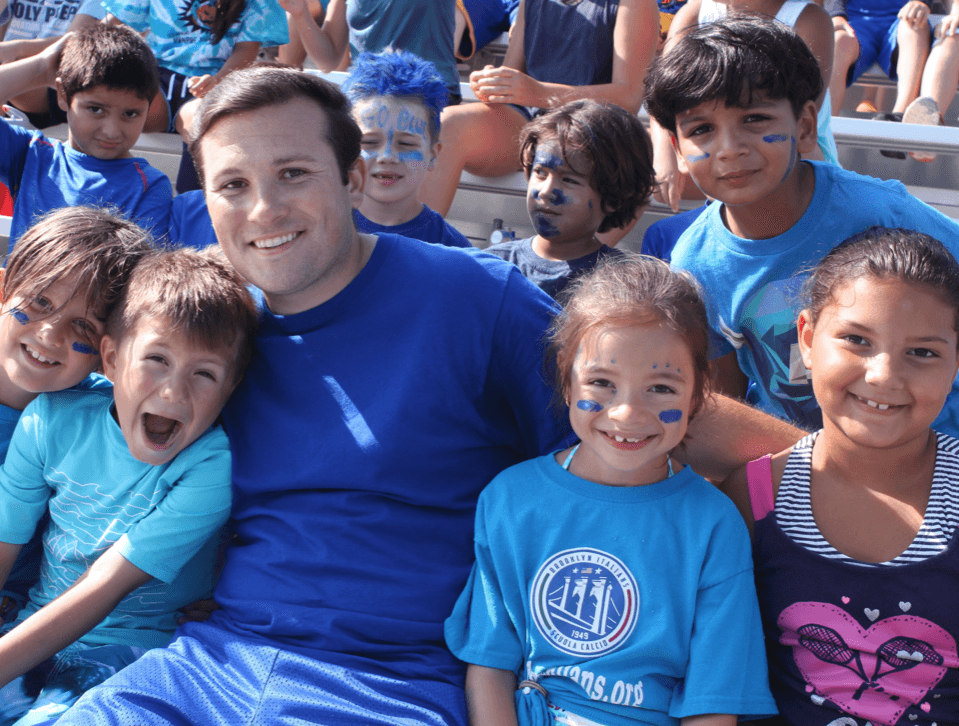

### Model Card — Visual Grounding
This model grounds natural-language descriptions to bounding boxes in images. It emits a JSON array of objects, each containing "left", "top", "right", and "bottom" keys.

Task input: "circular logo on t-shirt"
[{"left": 530, "top": 547, "right": 639, "bottom": 657}]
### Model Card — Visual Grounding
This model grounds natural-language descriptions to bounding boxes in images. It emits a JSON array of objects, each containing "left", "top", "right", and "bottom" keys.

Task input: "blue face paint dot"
[
  {"left": 534, "top": 214, "right": 560, "bottom": 238},
  {"left": 686, "top": 152, "right": 709, "bottom": 162},
  {"left": 577, "top": 400, "right": 604, "bottom": 412},
  {"left": 762, "top": 134, "right": 790, "bottom": 143},
  {"left": 588, "top": 200, "right": 593, "bottom": 209},
  {"left": 659, "top": 409, "right": 683, "bottom": 424},
  {"left": 550, "top": 189, "right": 568, "bottom": 206},
  {"left": 72, "top": 342, "right": 96, "bottom": 355},
  {"left": 652, "top": 364, "right": 657, "bottom": 369},
  {"left": 11, "top": 309, "right": 28, "bottom": 324},
  {"left": 665, "top": 363, "right": 670, "bottom": 368},
  {"left": 534, "top": 152, "right": 563, "bottom": 169}
]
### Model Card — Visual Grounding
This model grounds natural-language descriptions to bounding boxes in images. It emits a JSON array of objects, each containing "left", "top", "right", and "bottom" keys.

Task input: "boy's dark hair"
[
  {"left": 549, "top": 253, "right": 712, "bottom": 423},
  {"left": 644, "top": 14, "right": 823, "bottom": 134},
  {"left": 520, "top": 100, "right": 654, "bottom": 233},
  {"left": 4, "top": 206, "right": 153, "bottom": 324},
  {"left": 107, "top": 247, "right": 259, "bottom": 381},
  {"left": 803, "top": 227, "right": 959, "bottom": 343},
  {"left": 343, "top": 49, "right": 448, "bottom": 143},
  {"left": 58, "top": 24, "right": 160, "bottom": 105},
  {"left": 190, "top": 67, "right": 361, "bottom": 187}
]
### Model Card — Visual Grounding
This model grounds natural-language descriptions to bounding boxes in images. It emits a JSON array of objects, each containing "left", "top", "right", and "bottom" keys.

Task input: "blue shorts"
[
  {"left": 59, "top": 621, "right": 468, "bottom": 725},
  {"left": 847, "top": 9, "right": 934, "bottom": 84}
]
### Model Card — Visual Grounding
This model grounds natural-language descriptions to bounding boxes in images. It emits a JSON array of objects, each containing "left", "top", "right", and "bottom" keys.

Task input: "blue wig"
[{"left": 343, "top": 49, "right": 449, "bottom": 141}]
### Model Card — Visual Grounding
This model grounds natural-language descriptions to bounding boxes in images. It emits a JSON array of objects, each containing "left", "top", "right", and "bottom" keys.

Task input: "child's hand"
[
  {"left": 36, "top": 33, "right": 70, "bottom": 87},
  {"left": 187, "top": 74, "right": 217, "bottom": 98},
  {"left": 469, "top": 65, "right": 541, "bottom": 106},
  {"left": 176, "top": 598, "right": 220, "bottom": 624},
  {"left": 936, "top": 12, "right": 959, "bottom": 38},
  {"left": 277, "top": 0, "right": 307, "bottom": 16},
  {"left": 899, "top": 0, "right": 930, "bottom": 29}
]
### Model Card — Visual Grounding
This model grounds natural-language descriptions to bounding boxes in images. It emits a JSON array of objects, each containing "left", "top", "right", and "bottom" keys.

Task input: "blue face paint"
[
  {"left": 779, "top": 136, "right": 797, "bottom": 184},
  {"left": 577, "top": 400, "right": 603, "bottom": 412},
  {"left": 659, "top": 409, "right": 683, "bottom": 424},
  {"left": 763, "top": 134, "right": 789, "bottom": 143},
  {"left": 533, "top": 151, "right": 563, "bottom": 169},
  {"left": 72, "top": 342, "right": 96, "bottom": 355},
  {"left": 534, "top": 214, "right": 560, "bottom": 238},
  {"left": 10, "top": 309, "right": 28, "bottom": 324},
  {"left": 548, "top": 189, "right": 568, "bottom": 206},
  {"left": 686, "top": 152, "right": 709, "bottom": 162},
  {"left": 587, "top": 200, "right": 593, "bottom": 209},
  {"left": 397, "top": 150, "right": 425, "bottom": 164}
]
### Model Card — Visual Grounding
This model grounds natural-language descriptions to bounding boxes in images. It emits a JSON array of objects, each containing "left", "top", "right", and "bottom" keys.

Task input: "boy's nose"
[
  {"left": 36, "top": 317, "right": 66, "bottom": 347},
  {"left": 161, "top": 375, "right": 189, "bottom": 402}
]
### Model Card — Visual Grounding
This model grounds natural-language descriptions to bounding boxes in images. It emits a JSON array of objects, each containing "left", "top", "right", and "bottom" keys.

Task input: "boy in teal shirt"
[{"left": 0, "top": 246, "right": 257, "bottom": 723}]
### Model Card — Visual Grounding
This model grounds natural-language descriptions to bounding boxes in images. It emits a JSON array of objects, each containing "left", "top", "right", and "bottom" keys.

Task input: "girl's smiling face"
[
  {"left": 567, "top": 323, "right": 695, "bottom": 487},
  {"left": 799, "top": 276, "right": 959, "bottom": 451}
]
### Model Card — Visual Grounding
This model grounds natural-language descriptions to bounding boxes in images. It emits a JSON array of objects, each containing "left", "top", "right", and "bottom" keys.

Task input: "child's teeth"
[{"left": 864, "top": 398, "right": 890, "bottom": 410}]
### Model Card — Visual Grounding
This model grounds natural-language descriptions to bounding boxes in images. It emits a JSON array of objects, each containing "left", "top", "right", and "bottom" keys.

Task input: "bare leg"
[
  {"left": 892, "top": 18, "right": 931, "bottom": 113},
  {"left": 830, "top": 21, "right": 859, "bottom": 114},
  {"left": 418, "top": 102, "right": 527, "bottom": 217},
  {"left": 920, "top": 32, "right": 959, "bottom": 112}
]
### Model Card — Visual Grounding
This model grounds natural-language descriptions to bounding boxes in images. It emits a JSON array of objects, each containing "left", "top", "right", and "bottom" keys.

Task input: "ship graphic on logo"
[{"left": 530, "top": 547, "right": 639, "bottom": 657}]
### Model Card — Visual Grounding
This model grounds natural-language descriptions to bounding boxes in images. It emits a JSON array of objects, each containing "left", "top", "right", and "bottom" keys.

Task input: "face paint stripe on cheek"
[
  {"left": 686, "top": 153, "right": 709, "bottom": 162},
  {"left": 11, "top": 309, "right": 28, "bottom": 324},
  {"left": 72, "top": 342, "right": 97, "bottom": 355},
  {"left": 659, "top": 409, "right": 683, "bottom": 424},
  {"left": 762, "top": 134, "right": 789, "bottom": 143},
  {"left": 577, "top": 400, "right": 604, "bottom": 412}
]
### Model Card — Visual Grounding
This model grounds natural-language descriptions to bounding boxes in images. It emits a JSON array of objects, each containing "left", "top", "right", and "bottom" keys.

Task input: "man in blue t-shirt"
[{"left": 60, "top": 67, "right": 804, "bottom": 725}]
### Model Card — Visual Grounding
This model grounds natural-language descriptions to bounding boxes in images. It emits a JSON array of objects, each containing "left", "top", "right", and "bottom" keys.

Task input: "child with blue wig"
[{"left": 343, "top": 49, "right": 472, "bottom": 249}]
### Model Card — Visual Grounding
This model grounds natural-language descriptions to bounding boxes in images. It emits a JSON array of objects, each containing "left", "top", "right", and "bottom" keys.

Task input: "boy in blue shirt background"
[
  {"left": 485, "top": 99, "right": 656, "bottom": 300},
  {"left": 0, "top": 246, "right": 257, "bottom": 723},
  {"left": 342, "top": 49, "right": 472, "bottom": 249},
  {"left": 644, "top": 14, "right": 959, "bottom": 434},
  {"left": 0, "top": 23, "right": 172, "bottom": 251}
]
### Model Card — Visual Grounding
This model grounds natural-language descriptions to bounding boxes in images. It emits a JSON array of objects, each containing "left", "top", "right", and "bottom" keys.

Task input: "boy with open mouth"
[{"left": 0, "top": 246, "right": 257, "bottom": 723}]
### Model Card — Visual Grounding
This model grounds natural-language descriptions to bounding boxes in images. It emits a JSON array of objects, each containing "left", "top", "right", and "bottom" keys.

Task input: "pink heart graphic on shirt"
[{"left": 779, "top": 602, "right": 958, "bottom": 726}]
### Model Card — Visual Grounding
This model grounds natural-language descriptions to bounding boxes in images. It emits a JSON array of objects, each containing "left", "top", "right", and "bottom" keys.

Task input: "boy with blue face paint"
[
  {"left": 486, "top": 99, "right": 656, "bottom": 300},
  {"left": 342, "top": 49, "right": 471, "bottom": 249},
  {"left": 645, "top": 15, "right": 959, "bottom": 434}
]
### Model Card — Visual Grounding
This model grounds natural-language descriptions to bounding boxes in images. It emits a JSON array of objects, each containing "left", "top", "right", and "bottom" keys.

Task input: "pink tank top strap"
[{"left": 746, "top": 454, "right": 775, "bottom": 522}]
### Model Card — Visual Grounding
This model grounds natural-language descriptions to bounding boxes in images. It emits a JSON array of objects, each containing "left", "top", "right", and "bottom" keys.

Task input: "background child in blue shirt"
[
  {"left": 644, "top": 14, "right": 959, "bottom": 435},
  {"left": 341, "top": 49, "right": 472, "bottom": 249},
  {"left": 485, "top": 99, "right": 655, "bottom": 300},
  {"left": 0, "top": 205, "right": 152, "bottom": 627},
  {"left": 0, "top": 24, "right": 172, "bottom": 251},
  {"left": 445, "top": 255, "right": 775, "bottom": 726},
  {"left": 0, "top": 245, "right": 257, "bottom": 724}
]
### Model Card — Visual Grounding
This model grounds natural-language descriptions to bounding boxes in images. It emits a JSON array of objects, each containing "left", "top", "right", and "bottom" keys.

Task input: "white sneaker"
[{"left": 902, "top": 96, "right": 942, "bottom": 162}]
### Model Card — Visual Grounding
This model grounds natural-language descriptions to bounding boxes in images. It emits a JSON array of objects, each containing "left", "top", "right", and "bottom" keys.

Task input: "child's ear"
[
  {"left": 99, "top": 335, "right": 119, "bottom": 383},
  {"left": 797, "top": 309, "right": 815, "bottom": 371},
  {"left": 54, "top": 79, "right": 69, "bottom": 113},
  {"left": 347, "top": 157, "right": 365, "bottom": 207},
  {"left": 796, "top": 100, "right": 818, "bottom": 156},
  {"left": 671, "top": 133, "right": 691, "bottom": 174},
  {"left": 428, "top": 141, "right": 442, "bottom": 170}
]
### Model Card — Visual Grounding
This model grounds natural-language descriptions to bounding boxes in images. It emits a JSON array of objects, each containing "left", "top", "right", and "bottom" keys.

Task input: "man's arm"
[
  {"left": 678, "top": 393, "right": 804, "bottom": 482},
  {"left": 0, "top": 545, "right": 151, "bottom": 688}
]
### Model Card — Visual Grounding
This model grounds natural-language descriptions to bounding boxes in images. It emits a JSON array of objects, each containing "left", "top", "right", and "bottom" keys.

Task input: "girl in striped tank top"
[{"left": 723, "top": 226, "right": 959, "bottom": 726}]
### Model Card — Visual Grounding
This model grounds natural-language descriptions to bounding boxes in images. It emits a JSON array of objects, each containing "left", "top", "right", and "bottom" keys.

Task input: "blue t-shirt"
[
  {"left": 0, "top": 387, "right": 232, "bottom": 649},
  {"left": 103, "top": 0, "right": 288, "bottom": 77},
  {"left": 352, "top": 205, "right": 471, "bottom": 248},
  {"left": 446, "top": 454, "right": 776, "bottom": 726},
  {"left": 0, "top": 121, "right": 172, "bottom": 252},
  {"left": 670, "top": 161, "right": 959, "bottom": 432},
  {"left": 346, "top": 0, "right": 459, "bottom": 95},
  {"left": 214, "top": 234, "right": 572, "bottom": 687},
  {"left": 168, "top": 189, "right": 218, "bottom": 248},
  {"left": 485, "top": 236, "right": 625, "bottom": 300},
  {"left": 640, "top": 205, "right": 708, "bottom": 263}
]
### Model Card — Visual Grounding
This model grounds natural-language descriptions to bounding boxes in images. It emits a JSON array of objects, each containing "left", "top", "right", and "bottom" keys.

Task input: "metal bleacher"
[{"left": 3, "top": 59, "right": 959, "bottom": 251}]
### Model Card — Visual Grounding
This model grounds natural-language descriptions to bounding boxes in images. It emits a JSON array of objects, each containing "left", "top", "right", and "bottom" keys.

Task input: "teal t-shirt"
[{"left": 0, "top": 387, "right": 232, "bottom": 649}]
